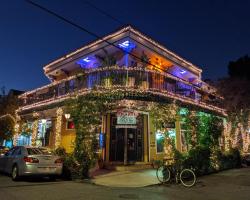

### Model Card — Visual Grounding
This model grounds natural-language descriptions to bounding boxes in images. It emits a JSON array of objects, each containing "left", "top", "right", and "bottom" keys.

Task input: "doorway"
[{"left": 109, "top": 114, "right": 144, "bottom": 164}]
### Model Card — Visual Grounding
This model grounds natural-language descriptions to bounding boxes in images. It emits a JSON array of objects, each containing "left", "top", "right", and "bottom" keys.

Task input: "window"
[
  {"left": 13, "top": 147, "right": 21, "bottom": 156},
  {"left": 66, "top": 120, "right": 75, "bottom": 130},
  {"left": 26, "top": 148, "right": 51, "bottom": 155},
  {"left": 5, "top": 147, "right": 16, "bottom": 156},
  {"left": 156, "top": 131, "right": 165, "bottom": 153}
]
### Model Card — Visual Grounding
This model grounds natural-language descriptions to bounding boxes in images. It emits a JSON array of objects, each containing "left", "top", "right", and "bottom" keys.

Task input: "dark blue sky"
[{"left": 0, "top": 0, "right": 249, "bottom": 91}]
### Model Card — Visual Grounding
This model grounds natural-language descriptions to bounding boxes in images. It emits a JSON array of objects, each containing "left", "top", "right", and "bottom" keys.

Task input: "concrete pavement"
[
  {"left": 92, "top": 168, "right": 159, "bottom": 187},
  {"left": 0, "top": 168, "right": 250, "bottom": 200}
]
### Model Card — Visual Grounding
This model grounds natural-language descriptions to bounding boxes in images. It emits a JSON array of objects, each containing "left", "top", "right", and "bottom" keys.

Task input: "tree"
[
  {"left": 0, "top": 89, "right": 21, "bottom": 144},
  {"left": 228, "top": 55, "right": 250, "bottom": 80},
  {"left": 67, "top": 93, "right": 112, "bottom": 178},
  {"left": 0, "top": 117, "right": 15, "bottom": 145},
  {"left": 217, "top": 55, "right": 250, "bottom": 150}
]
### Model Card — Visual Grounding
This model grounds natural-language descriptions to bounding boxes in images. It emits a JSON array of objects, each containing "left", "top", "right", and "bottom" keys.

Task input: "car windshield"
[{"left": 26, "top": 148, "right": 52, "bottom": 155}]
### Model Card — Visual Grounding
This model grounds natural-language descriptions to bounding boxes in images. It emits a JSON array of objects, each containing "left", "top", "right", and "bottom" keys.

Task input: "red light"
[
  {"left": 23, "top": 156, "right": 39, "bottom": 163},
  {"left": 67, "top": 121, "right": 75, "bottom": 129},
  {"left": 55, "top": 158, "right": 63, "bottom": 164}
]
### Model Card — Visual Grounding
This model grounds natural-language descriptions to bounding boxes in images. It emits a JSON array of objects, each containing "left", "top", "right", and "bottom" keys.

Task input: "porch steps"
[{"left": 105, "top": 163, "right": 153, "bottom": 172}]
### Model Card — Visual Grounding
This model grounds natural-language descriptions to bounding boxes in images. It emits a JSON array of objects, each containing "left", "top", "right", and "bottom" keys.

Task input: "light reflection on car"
[
  {"left": 0, "top": 146, "right": 63, "bottom": 181},
  {"left": 0, "top": 146, "right": 9, "bottom": 156}
]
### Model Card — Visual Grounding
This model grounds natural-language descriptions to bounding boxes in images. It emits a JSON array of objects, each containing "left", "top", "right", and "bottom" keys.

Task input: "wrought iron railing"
[{"left": 19, "top": 66, "right": 223, "bottom": 113}]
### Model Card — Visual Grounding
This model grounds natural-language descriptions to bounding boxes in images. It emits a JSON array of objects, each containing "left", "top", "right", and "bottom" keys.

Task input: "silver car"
[{"left": 0, "top": 146, "right": 63, "bottom": 181}]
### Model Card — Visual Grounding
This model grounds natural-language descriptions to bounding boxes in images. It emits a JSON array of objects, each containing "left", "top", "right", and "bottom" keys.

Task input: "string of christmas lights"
[
  {"left": 55, "top": 108, "right": 63, "bottom": 148},
  {"left": 43, "top": 26, "right": 201, "bottom": 75},
  {"left": 31, "top": 119, "right": 38, "bottom": 146},
  {"left": 19, "top": 66, "right": 218, "bottom": 99},
  {"left": 18, "top": 86, "right": 226, "bottom": 116}
]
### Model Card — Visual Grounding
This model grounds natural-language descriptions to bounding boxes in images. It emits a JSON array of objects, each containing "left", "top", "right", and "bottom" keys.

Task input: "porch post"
[
  {"left": 105, "top": 113, "right": 111, "bottom": 162},
  {"left": 175, "top": 115, "right": 182, "bottom": 152},
  {"left": 13, "top": 122, "right": 20, "bottom": 146},
  {"left": 124, "top": 128, "right": 128, "bottom": 165},
  {"left": 31, "top": 119, "right": 38, "bottom": 146},
  {"left": 55, "top": 107, "right": 63, "bottom": 149},
  {"left": 143, "top": 114, "right": 149, "bottom": 162}
]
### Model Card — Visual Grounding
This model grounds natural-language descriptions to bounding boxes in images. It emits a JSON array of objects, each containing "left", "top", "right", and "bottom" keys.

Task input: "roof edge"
[{"left": 43, "top": 25, "right": 202, "bottom": 74}]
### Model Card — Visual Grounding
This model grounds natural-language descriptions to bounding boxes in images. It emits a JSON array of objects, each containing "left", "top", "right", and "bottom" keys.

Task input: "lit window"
[
  {"left": 156, "top": 131, "right": 165, "bottom": 153},
  {"left": 66, "top": 120, "right": 75, "bottom": 130}
]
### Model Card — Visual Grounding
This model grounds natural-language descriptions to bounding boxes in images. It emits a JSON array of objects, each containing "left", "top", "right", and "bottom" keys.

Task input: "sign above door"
[{"left": 116, "top": 109, "right": 138, "bottom": 125}]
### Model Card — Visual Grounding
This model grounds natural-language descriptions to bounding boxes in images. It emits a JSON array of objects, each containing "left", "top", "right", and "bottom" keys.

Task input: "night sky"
[{"left": 0, "top": 0, "right": 249, "bottom": 92}]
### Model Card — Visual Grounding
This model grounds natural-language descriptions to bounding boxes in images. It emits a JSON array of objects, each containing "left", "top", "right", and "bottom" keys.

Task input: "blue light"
[
  {"left": 5, "top": 140, "right": 12, "bottom": 148},
  {"left": 76, "top": 56, "right": 97, "bottom": 69},
  {"left": 118, "top": 40, "right": 136, "bottom": 53},
  {"left": 83, "top": 57, "right": 91, "bottom": 62},
  {"left": 119, "top": 41, "right": 130, "bottom": 48},
  {"left": 99, "top": 132, "right": 105, "bottom": 149},
  {"left": 76, "top": 57, "right": 91, "bottom": 66},
  {"left": 180, "top": 69, "right": 186, "bottom": 74}
]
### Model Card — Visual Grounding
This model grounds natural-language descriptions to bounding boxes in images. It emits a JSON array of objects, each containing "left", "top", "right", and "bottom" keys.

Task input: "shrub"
[
  {"left": 54, "top": 147, "right": 66, "bottom": 157},
  {"left": 54, "top": 147, "right": 81, "bottom": 180},
  {"left": 218, "top": 148, "right": 241, "bottom": 170},
  {"left": 62, "top": 153, "right": 81, "bottom": 180},
  {"left": 151, "top": 159, "right": 164, "bottom": 168},
  {"left": 183, "top": 146, "right": 211, "bottom": 176}
]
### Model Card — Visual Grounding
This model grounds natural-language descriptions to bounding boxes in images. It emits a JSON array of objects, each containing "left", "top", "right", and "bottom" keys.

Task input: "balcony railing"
[{"left": 19, "top": 66, "right": 224, "bottom": 114}]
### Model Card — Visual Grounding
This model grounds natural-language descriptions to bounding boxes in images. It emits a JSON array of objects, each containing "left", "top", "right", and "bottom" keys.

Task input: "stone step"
[{"left": 105, "top": 163, "right": 153, "bottom": 171}]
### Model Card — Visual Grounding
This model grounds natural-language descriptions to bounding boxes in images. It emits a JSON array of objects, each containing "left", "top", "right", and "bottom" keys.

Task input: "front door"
[
  {"left": 109, "top": 114, "right": 144, "bottom": 164},
  {"left": 127, "top": 128, "right": 136, "bottom": 162}
]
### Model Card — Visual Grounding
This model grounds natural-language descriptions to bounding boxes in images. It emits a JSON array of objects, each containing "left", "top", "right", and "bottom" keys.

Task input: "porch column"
[
  {"left": 13, "top": 122, "right": 20, "bottom": 146},
  {"left": 143, "top": 114, "right": 149, "bottom": 162},
  {"left": 101, "top": 115, "right": 106, "bottom": 160},
  {"left": 55, "top": 107, "right": 63, "bottom": 149},
  {"left": 124, "top": 128, "right": 128, "bottom": 165},
  {"left": 175, "top": 115, "right": 182, "bottom": 152},
  {"left": 105, "top": 113, "right": 111, "bottom": 162},
  {"left": 31, "top": 120, "right": 38, "bottom": 146}
]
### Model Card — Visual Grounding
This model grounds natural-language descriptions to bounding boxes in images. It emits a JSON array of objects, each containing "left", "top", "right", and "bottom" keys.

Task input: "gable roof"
[{"left": 43, "top": 25, "right": 202, "bottom": 76}]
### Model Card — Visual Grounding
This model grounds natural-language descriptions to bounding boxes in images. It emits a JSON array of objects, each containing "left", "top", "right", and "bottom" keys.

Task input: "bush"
[
  {"left": 151, "top": 159, "right": 164, "bottom": 168},
  {"left": 54, "top": 147, "right": 81, "bottom": 180},
  {"left": 218, "top": 148, "right": 241, "bottom": 170},
  {"left": 183, "top": 146, "right": 211, "bottom": 176},
  {"left": 181, "top": 147, "right": 242, "bottom": 176},
  {"left": 62, "top": 153, "right": 81, "bottom": 180},
  {"left": 54, "top": 147, "right": 66, "bottom": 157}
]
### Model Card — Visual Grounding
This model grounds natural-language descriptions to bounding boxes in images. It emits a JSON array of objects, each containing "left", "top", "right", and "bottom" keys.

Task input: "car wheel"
[{"left": 12, "top": 165, "right": 20, "bottom": 181}]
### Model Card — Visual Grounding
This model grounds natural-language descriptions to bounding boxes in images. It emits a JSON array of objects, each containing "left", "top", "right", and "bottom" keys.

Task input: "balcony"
[{"left": 18, "top": 66, "right": 225, "bottom": 115}]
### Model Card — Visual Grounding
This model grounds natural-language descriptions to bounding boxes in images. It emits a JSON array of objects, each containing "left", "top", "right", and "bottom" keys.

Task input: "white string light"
[
  {"left": 43, "top": 26, "right": 202, "bottom": 75},
  {"left": 19, "top": 66, "right": 219, "bottom": 99},
  {"left": 55, "top": 107, "right": 63, "bottom": 148},
  {"left": 31, "top": 119, "right": 38, "bottom": 146},
  {"left": 17, "top": 86, "right": 226, "bottom": 116}
]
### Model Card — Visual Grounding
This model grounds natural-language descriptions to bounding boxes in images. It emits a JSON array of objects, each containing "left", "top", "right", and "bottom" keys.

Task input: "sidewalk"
[{"left": 92, "top": 168, "right": 159, "bottom": 187}]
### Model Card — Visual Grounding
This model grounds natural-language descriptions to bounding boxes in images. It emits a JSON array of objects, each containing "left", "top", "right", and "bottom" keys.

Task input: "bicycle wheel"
[
  {"left": 180, "top": 169, "right": 196, "bottom": 187},
  {"left": 156, "top": 165, "right": 171, "bottom": 183}
]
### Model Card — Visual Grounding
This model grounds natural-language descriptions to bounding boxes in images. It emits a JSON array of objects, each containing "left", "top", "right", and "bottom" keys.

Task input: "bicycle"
[{"left": 156, "top": 158, "right": 196, "bottom": 187}]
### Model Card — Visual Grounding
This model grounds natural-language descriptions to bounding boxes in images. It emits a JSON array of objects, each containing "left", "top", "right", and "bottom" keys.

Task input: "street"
[{"left": 0, "top": 168, "right": 250, "bottom": 200}]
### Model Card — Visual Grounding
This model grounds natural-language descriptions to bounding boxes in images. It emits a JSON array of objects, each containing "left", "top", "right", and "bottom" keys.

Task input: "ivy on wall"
[
  {"left": 181, "top": 110, "right": 224, "bottom": 150},
  {"left": 149, "top": 103, "right": 178, "bottom": 130},
  {"left": 67, "top": 94, "right": 111, "bottom": 178}
]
